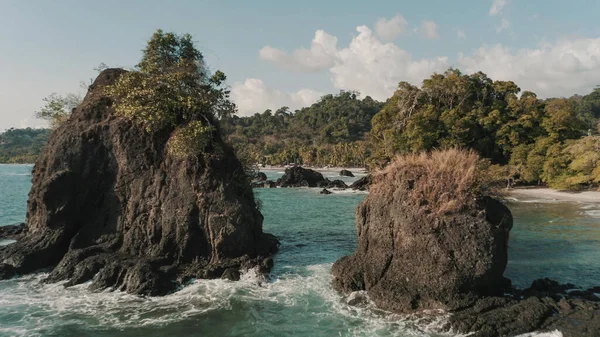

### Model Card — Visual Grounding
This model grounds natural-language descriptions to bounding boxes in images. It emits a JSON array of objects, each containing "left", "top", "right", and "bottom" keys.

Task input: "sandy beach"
[{"left": 509, "top": 187, "right": 600, "bottom": 203}]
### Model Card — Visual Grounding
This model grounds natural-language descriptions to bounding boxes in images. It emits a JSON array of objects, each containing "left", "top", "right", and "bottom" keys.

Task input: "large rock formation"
[
  {"left": 332, "top": 149, "right": 600, "bottom": 336},
  {"left": 332, "top": 151, "right": 512, "bottom": 312},
  {"left": 0, "top": 69, "right": 278, "bottom": 295}
]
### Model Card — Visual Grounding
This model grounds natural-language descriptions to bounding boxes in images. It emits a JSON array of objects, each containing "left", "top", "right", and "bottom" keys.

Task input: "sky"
[{"left": 1, "top": 0, "right": 600, "bottom": 130}]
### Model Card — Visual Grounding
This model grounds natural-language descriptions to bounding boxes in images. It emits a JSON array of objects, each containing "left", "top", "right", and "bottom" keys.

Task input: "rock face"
[
  {"left": 0, "top": 69, "right": 278, "bottom": 295},
  {"left": 339, "top": 169, "right": 354, "bottom": 177}
]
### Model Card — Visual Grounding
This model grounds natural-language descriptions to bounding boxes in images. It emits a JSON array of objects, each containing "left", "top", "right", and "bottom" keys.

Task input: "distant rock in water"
[
  {"left": 339, "top": 169, "right": 354, "bottom": 177},
  {"left": 252, "top": 171, "right": 267, "bottom": 182},
  {"left": 332, "top": 149, "right": 600, "bottom": 336},
  {"left": 349, "top": 175, "right": 371, "bottom": 191},
  {"left": 252, "top": 180, "right": 276, "bottom": 188},
  {"left": 319, "top": 188, "right": 332, "bottom": 195},
  {"left": 332, "top": 150, "right": 513, "bottom": 312},
  {"left": 0, "top": 69, "right": 278, "bottom": 295},
  {"left": 277, "top": 166, "right": 327, "bottom": 187}
]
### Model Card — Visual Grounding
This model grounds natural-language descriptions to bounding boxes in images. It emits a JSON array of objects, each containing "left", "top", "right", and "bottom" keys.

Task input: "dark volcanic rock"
[
  {"left": 349, "top": 175, "right": 371, "bottom": 191},
  {"left": 252, "top": 180, "right": 276, "bottom": 188},
  {"left": 339, "top": 169, "right": 354, "bottom": 177},
  {"left": 277, "top": 166, "right": 327, "bottom": 187},
  {"left": 317, "top": 179, "right": 348, "bottom": 189},
  {"left": 332, "top": 151, "right": 512, "bottom": 312},
  {"left": 0, "top": 223, "right": 26, "bottom": 241},
  {"left": 320, "top": 188, "right": 332, "bottom": 195},
  {"left": 253, "top": 171, "right": 267, "bottom": 182},
  {"left": 0, "top": 69, "right": 279, "bottom": 296}
]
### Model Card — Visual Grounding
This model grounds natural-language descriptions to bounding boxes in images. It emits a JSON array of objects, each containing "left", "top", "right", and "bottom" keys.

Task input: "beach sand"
[{"left": 509, "top": 187, "right": 600, "bottom": 203}]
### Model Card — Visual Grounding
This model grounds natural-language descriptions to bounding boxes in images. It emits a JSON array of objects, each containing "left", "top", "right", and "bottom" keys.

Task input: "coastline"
[
  {"left": 508, "top": 187, "right": 600, "bottom": 203},
  {"left": 259, "top": 165, "right": 368, "bottom": 174}
]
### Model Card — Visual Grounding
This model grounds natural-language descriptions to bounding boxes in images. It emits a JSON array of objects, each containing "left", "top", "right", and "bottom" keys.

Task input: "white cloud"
[
  {"left": 255, "top": 24, "right": 600, "bottom": 111},
  {"left": 457, "top": 38, "right": 600, "bottom": 97},
  {"left": 374, "top": 14, "right": 408, "bottom": 41},
  {"left": 457, "top": 29, "right": 466, "bottom": 40},
  {"left": 496, "top": 18, "right": 511, "bottom": 33},
  {"left": 419, "top": 20, "right": 439, "bottom": 39},
  {"left": 329, "top": 26, "right": 448, "bottom": 100},
  {"left": 231, "top": 78, "right": 323, "bottom": 116},
  {"left": 258, "top": 30, "right": 338, "bottom": 72},
  {"left": 489, "top": 0, "right": 508, "bottom": 16}
]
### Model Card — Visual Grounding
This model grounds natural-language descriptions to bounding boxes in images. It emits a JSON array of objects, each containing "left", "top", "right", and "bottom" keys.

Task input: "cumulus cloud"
[
  {"left": 374, "top": 14, "right": 408, "bottom": 41},
  {"left": 231, "top": 78, "right": 323, "bottom": 116},
  {"left": 258, "top": 30, "right": 338, "bottom": 72},
  {"left": 329, "top": 26, "right": 448, "bottom": 100},
  {"left": 249, "top": 23, "right": 600, "bottom": 112},
  {"left": 419, "top": 21, "right": 439, "bottom": 39},
  {"left": 456, "top": 38, "right": 600, "bottom": 97},
  {"left": 489, "top": 0, "right": 508, "bottom": 16}
]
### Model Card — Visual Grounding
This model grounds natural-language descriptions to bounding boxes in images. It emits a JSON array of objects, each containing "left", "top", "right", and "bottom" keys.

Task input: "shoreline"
[
  {"left": 508, "top": 187, "right": 600, "bottom": 203},
  {"left": 259, "top": 166, "right": 368, "bottom": 174}
]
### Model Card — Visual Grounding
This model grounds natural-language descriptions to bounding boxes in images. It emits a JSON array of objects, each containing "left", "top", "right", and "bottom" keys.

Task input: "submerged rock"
[
  {"left": 339, "top": 169, "right": 354, "bottom": 177},
  {"left": 0, "top": 69, "right": 278, "bottom": 296}
]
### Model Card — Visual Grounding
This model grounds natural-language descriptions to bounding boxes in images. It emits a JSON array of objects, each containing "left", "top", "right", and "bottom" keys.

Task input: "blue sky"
[{"left": 1, "top": 0, "right": 600, "bottom": 130}]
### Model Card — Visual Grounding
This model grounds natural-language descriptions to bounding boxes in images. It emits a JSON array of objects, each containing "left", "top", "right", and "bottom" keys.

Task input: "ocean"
[{"left": 0, "top": 165, "right": 598, "bottom": 337}]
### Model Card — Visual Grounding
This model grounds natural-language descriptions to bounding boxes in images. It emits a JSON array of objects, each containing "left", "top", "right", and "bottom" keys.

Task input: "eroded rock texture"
[{"left": 0, "top": 69, "right": 278, "bottom": 295}]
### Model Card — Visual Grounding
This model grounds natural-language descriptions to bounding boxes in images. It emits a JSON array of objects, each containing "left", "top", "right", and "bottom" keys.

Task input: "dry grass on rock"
[{"left": 371, "top": 148, "right": 496, "bottom": 215}]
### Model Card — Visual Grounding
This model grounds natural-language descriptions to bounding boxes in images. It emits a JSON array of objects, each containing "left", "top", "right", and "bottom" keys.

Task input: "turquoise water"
[{"left": 0, "top": 166, "right": 598, "bottom": 337}]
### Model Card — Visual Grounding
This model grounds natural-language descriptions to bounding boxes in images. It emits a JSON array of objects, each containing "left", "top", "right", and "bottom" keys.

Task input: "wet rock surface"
[
  {"left": 0, "top": 69, "right": 279, "bottom": 296},
  {"left": 349, "top": 175, "right": 371, "bottom": 191}
]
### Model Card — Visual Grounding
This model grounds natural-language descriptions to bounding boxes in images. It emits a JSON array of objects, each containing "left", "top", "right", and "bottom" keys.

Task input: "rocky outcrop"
[
  {"left": 320, "top": 189, "right": 332, "bottom": 195},
  {"left": 332, "top": 149, "right": 600, "bottom": 335},
  {"left": 339, "top": 169, "right": 354, "bottom": 177},
  {"left": 349, "top": 175, "right": 371, "bottom": 191},
  {"left": 319, "top": 179, "right": 348, "bottom": 189},
  {"left": 448, "top": 281, "right": 600, "bottom": 337},
  {"left": 0, "top": 223, "right": 26, "bottom": 241},
  {"left": 0, "top": 69, "right": 278, "bottom": 295},
  {"left": 332, "top": 151, "right": 512, "bottom": 312},
  {"left": 252, "top": 180, "right": 276, "bottom": 188},
  {"left": 277, "top": 166, "right": 327, "bottom": 187},
  {"left": 252, "top": 171, "right": 267, "bottom": 182}
]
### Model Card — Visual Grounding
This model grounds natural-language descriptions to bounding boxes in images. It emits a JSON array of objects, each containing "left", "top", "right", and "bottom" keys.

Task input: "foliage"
[
  {"left": 106, "top": 29, "right": 236, "bottom": 157},
  {"left": 370, "top": 68, "right": 599, "bottom": 190},
  {"left": 0, "top": 128, "right": 51, "bottom": 163},
  {"left": 35, "top": 93, "right": 82, "bottom": 128},
  {"left": 221, "top": 91, "right": 383, "bottom": 167}
]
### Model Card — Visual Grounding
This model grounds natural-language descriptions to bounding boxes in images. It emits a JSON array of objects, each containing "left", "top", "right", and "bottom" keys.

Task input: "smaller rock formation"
[
  {"left": 319, "top": 179, "right": 348, "bottom": 189},
  {"left": 252, "top": 171, "right": 268, "bottom": 182},
  {"left": 277, "top": 166, "right": 328, "bottom": 187},
  {"left": 339, "top": 169, "right": 354, "bottom": 177},
  {"left": 320, "top": 188, "right": 332, "bottom": 195},
  {"left": 349, "top": 175, "right": 371, "bottom": 191}
]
